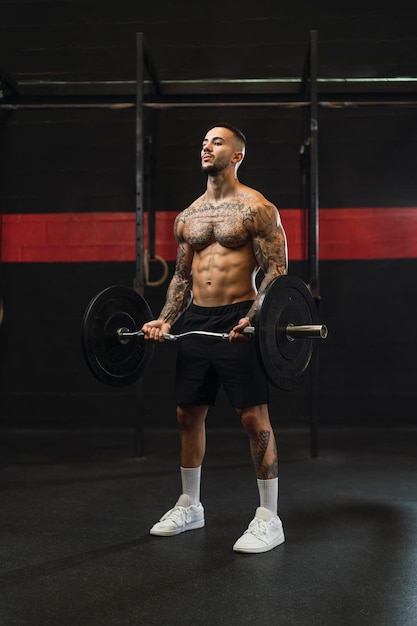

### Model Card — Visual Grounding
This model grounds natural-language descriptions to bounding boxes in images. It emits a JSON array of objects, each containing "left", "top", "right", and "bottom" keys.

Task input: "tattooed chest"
[{"left": 181, "top": 206, "right": 252, "bottom": 249}]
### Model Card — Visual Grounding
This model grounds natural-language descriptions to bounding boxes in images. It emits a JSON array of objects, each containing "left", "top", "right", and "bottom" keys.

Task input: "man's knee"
[
  {"left": 236, "top": 405, "right": 270, "bottom": 435},
  {"left": 176, "top": 405, "right": 207, "bottom": 429}
]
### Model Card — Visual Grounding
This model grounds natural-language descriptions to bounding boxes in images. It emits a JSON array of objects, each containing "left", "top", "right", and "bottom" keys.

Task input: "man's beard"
[{"left": 201, "top": 162, "right": 224, "bottom": 175}]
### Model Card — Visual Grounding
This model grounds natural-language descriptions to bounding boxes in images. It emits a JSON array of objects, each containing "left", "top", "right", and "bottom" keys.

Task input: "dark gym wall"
[{"left": 1, "top": 2, "right": 417, "bottom": 429}]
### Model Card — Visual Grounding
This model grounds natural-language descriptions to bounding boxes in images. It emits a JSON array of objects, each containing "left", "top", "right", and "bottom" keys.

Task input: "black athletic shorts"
[{"left": 175, "top": 300, "right": 270, "bottom": 408}]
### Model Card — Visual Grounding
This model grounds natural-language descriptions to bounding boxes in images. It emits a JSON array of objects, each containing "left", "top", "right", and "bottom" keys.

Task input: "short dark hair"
[{"left": 207, "top": 122, "right": 247, "bottom": 147}]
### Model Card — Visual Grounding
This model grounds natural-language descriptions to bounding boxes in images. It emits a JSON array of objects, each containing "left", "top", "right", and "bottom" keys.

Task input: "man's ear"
[{"left": 232, "top": 151, "right": 244, "bottom": 165}]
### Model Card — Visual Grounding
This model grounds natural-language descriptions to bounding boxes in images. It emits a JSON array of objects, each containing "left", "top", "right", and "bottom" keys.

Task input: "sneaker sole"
[
  {"left": 150, "top": 519, "right": 205, "bottom": 537},
  {"left": 233, "top": 532, "right": 285, "bottom": 553}
]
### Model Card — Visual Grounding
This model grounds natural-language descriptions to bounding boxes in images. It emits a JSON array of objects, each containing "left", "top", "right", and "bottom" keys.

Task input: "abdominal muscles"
[{"left": 191, "top": 242, "right": 257, "bottom": 306}]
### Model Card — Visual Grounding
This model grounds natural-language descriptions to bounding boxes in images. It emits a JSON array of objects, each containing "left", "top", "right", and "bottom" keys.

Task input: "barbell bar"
[
  {"left": 81, "top": 275, "right": 328, "bottom": 390},
  {"left": 117, "top": 323, "right": 328, "bottom": 342}
]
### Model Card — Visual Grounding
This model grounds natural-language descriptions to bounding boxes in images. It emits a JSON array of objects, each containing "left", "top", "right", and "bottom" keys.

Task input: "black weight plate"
[
  {"left": 254, "top": 275, "right": 318, "bottom": 391},
  {"left": 81, "top": 285, "right": 155, "bottom": 386}
]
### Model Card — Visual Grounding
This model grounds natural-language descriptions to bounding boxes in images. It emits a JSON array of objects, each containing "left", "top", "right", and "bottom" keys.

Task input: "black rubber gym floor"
[{"left": 1, "top": 427, "right": 417, "bottom": 626}]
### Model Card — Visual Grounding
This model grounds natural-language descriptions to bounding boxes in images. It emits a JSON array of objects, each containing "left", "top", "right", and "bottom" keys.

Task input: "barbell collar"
[{"left": 286, "top": 324, "right": 328, "bottom": 340}]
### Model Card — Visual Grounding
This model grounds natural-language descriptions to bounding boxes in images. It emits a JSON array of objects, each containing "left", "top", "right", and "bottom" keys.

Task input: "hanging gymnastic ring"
[{"left": 144, "top": 250, "right": 169, "bottom": 287}]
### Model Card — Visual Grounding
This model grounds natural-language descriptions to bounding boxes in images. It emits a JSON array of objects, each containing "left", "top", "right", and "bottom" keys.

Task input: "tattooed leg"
[
  {"left": 238, "top": 405, "right": 278, "bottom": 479},
  {"left": 250, "top": 430, "right": 278, "bottom": 479}
]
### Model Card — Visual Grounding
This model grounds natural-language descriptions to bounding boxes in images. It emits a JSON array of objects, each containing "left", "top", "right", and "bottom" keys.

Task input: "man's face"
[{"left": 201, "top": 127, "right": 241, "bottom": 174}]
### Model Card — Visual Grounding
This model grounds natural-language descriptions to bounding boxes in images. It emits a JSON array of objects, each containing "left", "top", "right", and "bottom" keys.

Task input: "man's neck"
[{"left": 206, "top": 172, "right": 239, "bottom": 202}]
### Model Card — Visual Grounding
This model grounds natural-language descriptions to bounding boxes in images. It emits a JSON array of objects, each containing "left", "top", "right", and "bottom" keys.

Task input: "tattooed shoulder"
[{"left": 243, "top": 202, "right": 279, "bottom": 237}]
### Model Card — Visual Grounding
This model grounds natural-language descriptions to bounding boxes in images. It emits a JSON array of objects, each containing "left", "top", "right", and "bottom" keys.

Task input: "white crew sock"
[
  {"left": 257, "top": 477, "right": 278, "bottom": 516},
  {"left": 180, "top": 466, "right": 202, "bottom": 505}
]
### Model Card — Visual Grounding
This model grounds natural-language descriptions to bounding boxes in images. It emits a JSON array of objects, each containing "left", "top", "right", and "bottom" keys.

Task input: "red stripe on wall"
[{"left": 2, "top": 208, "right": 417, "bottom": 263}]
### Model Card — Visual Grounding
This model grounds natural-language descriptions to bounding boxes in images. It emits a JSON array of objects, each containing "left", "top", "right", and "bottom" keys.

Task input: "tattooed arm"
[
  {"left": 230, "top": 200, "right": 287, "bottom": 340},
  {"left": 158, "top": 239, "right": 193, "bottom": 326},
  {"left": 246, "top": 201, "right": 288, "bottom": 322},
  {"left": 142, "top": 214, "right": 194, "bottom": 342}
]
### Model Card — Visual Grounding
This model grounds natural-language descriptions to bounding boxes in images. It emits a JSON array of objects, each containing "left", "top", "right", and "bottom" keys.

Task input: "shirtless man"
[{"left": 142, "top": 123, "right": 288, "bottom": 553}]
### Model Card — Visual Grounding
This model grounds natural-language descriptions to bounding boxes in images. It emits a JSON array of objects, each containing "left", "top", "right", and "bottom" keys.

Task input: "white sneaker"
[
  {"left": 150, "top": 494, "right": 205, "bottom": 537},
  {"left": 233, "top": 507, "right": 285, "bottom": 553}
]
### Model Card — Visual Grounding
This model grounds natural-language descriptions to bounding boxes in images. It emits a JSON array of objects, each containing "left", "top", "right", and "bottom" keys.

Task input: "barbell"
[{"left": 81, "top": 275, "right": 328, "bottom": 391}]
